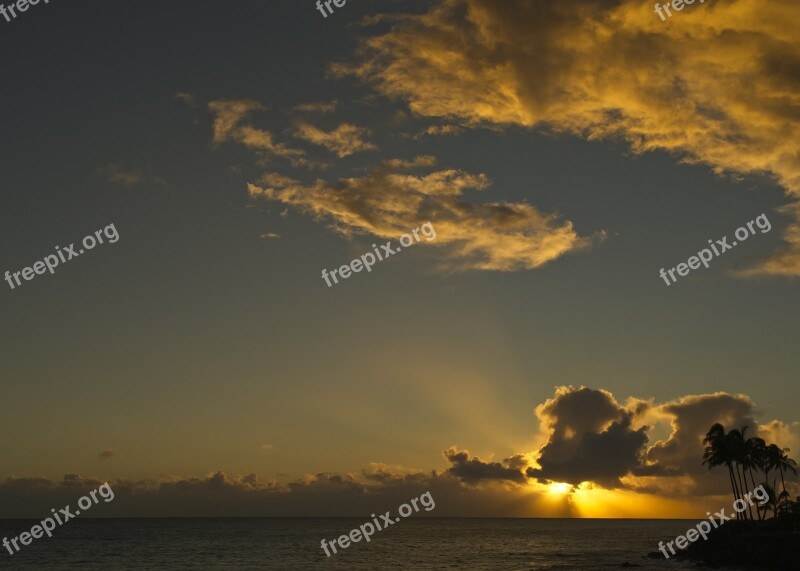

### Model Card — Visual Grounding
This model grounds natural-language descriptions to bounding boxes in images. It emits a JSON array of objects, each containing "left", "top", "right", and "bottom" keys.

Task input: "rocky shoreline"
[{"left": 649, "top": 515, "right": 800, "bottom": 569}]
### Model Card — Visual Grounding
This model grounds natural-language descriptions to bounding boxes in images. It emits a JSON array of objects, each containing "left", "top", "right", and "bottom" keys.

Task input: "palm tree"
[
  {"left": 744, "top": 434, "right": 767, "bottom": 520},
  {"left": 766, "top": 444, "right": 798, "bottom": 515},
  {"left": 763, "top": 480, "right": 780, "bottom": 518},
  {"left": 726, "top": 428, "right": 749, "bottom": 519},
  {"left": 763, "top": 445, "right": 776, "bottom": 517},
  {"left": 703, "top": 424, "right": 741, "bottom": 509},
  {"left": 702, "top": 426, "right": 798, "bottom": 520}
]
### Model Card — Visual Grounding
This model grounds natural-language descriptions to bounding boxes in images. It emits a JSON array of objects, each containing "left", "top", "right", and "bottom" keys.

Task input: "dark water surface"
[{"left": 0, "top": 518, "right": 738, "bottom": 569}]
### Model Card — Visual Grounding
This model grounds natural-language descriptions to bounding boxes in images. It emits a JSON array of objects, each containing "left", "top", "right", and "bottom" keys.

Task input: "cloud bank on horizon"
[{"left": 3, "top": 387, "right": 796, "bottom": 518}]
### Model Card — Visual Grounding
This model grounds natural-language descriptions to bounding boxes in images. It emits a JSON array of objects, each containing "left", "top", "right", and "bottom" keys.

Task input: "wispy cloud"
[
  {"left": 293, "top": 100, "right": 338, "bottom": 114},
  {"left": 174, "top": 92, "right": 198, "bottom": 107},
  {"left": 249, "top": 157, "right": 599, "bottom": 271},
  {"left": 95, "top": 164, "right": 165, "bottom": 188},
  {"left": 293, "top": 121, "right": 377, "bottom": 158},
  {"left": 420, "top": 124, "right": 465, "bottom": 138},
  {"left": 208, "top": 99, "right": 308, "bottom": 166}
]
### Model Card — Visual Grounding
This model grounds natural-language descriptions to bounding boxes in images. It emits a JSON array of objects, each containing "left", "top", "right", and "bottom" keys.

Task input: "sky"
[{"left": 0, "top": 0, "right": 798, "bottom": 518}]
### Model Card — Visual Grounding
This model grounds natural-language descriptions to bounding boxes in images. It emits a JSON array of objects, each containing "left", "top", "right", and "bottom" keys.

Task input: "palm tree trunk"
[
  {"left": 779, "top": 465, "right": 787, "bottom": 514},
  {"left": 748, "top": 466, "right": 762, "bottom": 520},
  {"left": 729, "top": 464, "right": 739, "bottom": 500},
  {"left": 743, "top": 464, "right": 754, "bottom": 520},
  {"left": 743, "top": 464, "right": 755, "bottom": 520},
  {"left": 728, "top": 466, "right": 738, "bottom": 505},
  {"left": 736, "top": 462, "right": 747, "bottom": 520},
  {"left": 773, "top": 478, "right": 779, "bottom": 518},
  {"left": 731, "top": 464, "right": 742, "bottom": 519}
]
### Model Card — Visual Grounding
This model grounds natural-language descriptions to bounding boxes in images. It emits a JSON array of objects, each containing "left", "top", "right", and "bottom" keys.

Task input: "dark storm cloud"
[
  {"left": 443, "top": 447, "right": 527, "bottom": 483},
  {"left": 640, "top": 392, "right": 784, "bottom": 495},
  {"left": 526, "top": 386, "right": 650, "bottom": 487},
  {"left": 524, "top": 387, "right": 799, "bottom": 495}
]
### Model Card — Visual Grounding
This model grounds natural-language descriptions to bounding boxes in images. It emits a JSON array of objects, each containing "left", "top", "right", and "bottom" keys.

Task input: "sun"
[{"left": 548, "top": 482, "right": 572, "bottom": 495}]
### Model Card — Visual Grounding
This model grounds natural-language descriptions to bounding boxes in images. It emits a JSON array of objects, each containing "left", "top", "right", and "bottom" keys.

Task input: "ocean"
[{"left": 0, "top": 518, "right": 737, "bottom": 569}]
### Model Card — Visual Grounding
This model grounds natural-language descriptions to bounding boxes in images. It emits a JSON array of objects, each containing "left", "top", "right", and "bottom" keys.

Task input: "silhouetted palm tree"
[
  {"left": 703, "top": 424, "right": 799, "bottom": 521},
  {"left": 726, "top": 428, "right": 749, "bottom": 519},
  {"left": 703, "top": 423, "right": 741, "bottom": 508},
  {"left": 766, "top": 444, "right": 798, "bottom": 515},
  {"left": 762, "top": 480, "right": 780, "bottom": 518},
  {"left": 763, "top": 447, "right": 776, "bottom": 517},
  {"left": 745, "top": 436, "right": 767, "bottom": 520}
]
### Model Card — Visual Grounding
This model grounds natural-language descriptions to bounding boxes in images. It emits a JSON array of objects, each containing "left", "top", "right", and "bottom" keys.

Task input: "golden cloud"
[
  {"left": 248, "top": 157, "right": 599, "bottom": 271},
  {"left": 336, "top": 0, "right": 800, "bottom": 275},
  {"left": 208, "top": 99, "right": 307, "bottom": 165},
  {"left": 293, "top": 120, "right": 377, "bottom": 157}
]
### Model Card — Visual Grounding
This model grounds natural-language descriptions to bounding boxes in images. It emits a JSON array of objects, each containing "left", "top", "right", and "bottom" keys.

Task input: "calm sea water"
[{"left": 0, "top": 518, "right": 738, "bottom": 570}]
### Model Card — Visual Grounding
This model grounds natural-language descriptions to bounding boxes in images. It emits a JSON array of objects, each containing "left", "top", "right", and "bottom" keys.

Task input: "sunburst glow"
[{"left": 548, "top": 482, "right": 572, "bottom": 495}]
